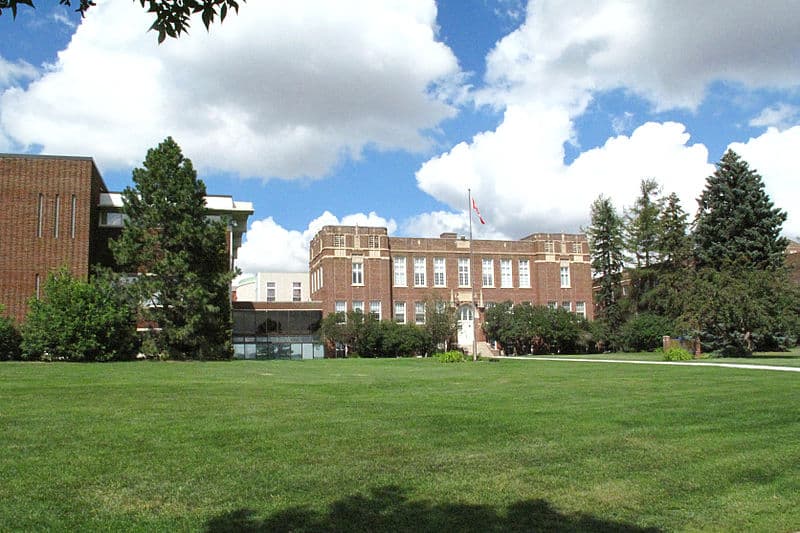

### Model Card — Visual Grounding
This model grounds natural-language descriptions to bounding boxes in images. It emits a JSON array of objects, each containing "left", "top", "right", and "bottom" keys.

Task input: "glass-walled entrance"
[{"left": 232, "top": 309, "right": 324, "bottom": 360}]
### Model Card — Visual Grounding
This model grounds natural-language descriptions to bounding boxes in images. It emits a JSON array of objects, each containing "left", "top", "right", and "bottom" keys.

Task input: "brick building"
[
  {"left": 308, "top": 225, "right": 593, "bottom": 353},
  {"left": 0, "top": 154, "right": 252, "bottom": 325}
]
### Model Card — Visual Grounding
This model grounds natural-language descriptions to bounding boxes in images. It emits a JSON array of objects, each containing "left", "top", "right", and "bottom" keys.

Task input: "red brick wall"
[
  {"left": 308, "top": 226, "right": 595, "bottom": 344},
  {"left": 0, "top": 156, "right": 104, "bottom": 324}
]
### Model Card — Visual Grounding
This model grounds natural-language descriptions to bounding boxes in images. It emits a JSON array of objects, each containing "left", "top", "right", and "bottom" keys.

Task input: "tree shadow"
[{"left": 204, "top": 485, "right": 660, "bottom": 533}]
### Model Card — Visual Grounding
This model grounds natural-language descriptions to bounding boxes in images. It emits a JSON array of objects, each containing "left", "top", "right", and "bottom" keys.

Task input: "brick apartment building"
[
  {"left": 308, "top": 225, "right": 593, "bottom": 353},
  {"left": 0, "top": 154, "right": 252, "bottom": 325}
]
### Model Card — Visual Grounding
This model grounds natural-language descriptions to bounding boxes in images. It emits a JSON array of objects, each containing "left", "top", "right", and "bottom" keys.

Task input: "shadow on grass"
[{"left": 205, "top": 486, "right": 659, "bottom": 533}]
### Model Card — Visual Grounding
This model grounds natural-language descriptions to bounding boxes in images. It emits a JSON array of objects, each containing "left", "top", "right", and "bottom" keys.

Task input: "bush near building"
[
  {"left": 20, "top": 269, "right": 137, "bottom": 362},
  {"left": 0, "top": 306, "right": 21, "bottom": 360}
]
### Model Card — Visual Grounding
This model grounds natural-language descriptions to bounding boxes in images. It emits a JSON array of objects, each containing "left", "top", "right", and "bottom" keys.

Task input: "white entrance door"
[{"left": 457, "top": 304, "right": 474, "bottom": 349}]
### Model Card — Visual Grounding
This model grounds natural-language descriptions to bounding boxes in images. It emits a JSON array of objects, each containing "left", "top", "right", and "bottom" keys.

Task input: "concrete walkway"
[{"left": 491, "top": 355, "right": 800, "bottom": 373}]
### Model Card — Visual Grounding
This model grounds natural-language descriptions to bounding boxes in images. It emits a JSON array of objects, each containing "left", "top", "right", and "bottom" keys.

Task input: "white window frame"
[
  {"left": 433, "top": 257, "right": 446, "bottom": 287},
  {"left": 500, "top": 259, "right": 512, "bottom": 288},
  {"left": 414, "top": 302, "right": 425, "bottom": 324},
  {"left": 292, "top": 282, "right": 302, "bottom": 302},
  {"left": 482, "top": 259, "right": 494, "bottom": 287},
  {"left": 352, "top": 261, "right": 364, "bottom": 285},
  {"left": 333, "top": 234, "right": 345, "bottom": 248},
  {"left": 544, "top": 241, "right": 555, "bottom": 253},
  {"left": 561, "top": 301, "right": 571, "bottom": 312},
  {"left": 394, "top": 302, "right": 406, "bottom": 324},
  {"left": 576, "top": 301, "right": 586, "bottom": 318},
  {"left": 458, "top": 258, "right": 470, "bottom": 287},
  {"left": 266, "top": 281, "right": 276, "bottom": 302},
  {"left": 353, "top": 300, "right": 364, "bottom": 314},
  {"left": 518, "top": 259, "right": 530, "bottom": 288},
  {"left": 370, "top": 300, "right": 381, "bottom": 320},
  {"left": 413, "top": 257, "right": 426, "bottom": 287},
  {"left": 560, "top": 265, "right": 571, "bottom": 288},
  {"left": 393, "top": 256, "right": 407, "bottom": 287}
]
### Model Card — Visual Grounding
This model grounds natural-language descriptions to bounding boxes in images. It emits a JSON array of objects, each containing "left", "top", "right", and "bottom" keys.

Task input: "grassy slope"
[{"left": 1, "top": 359, "right": 799, "bottom": 532}]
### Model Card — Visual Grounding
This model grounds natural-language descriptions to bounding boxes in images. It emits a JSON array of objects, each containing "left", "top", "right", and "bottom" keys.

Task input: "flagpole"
[{"left": 468, "top": 188, "right": 477, "bottom": 361}]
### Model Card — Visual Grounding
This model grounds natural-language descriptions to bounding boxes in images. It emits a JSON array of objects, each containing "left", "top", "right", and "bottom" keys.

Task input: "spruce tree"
[
  {"left": 111, "top": 137, "right": 234, "bottom": 360},
  {"left": 625, "top": 178, "right": 662, "bottom": 268},
  {"left": 587, "top": 195, "right": 625, "bottom": 345},
  {"left": 657, "top": 192, "right": 691, "bottom": 266},
  {"left": 694, "top": 150, "right": 787, "bottom": 270}
]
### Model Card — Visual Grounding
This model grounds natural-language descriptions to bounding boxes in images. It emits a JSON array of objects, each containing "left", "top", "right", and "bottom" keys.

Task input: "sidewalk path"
[{"left": 492, "top": 356, "right": 800, "bottom": 373}]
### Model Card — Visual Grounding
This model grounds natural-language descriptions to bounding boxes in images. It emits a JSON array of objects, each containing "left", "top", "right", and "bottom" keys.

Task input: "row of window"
[
  {"left": 36, "top": 193, "right": 78, "bottom": 239},
  {"left": 334, "top": 299, "right": 587, "bottom": 322},
  {"left": 389, "top": 257, "right": 571, "bottom": 289},
  {"left": 265, "top": 281, "right": 303, "bottom": 302},
  {"left": 544, "top": 241, "right": 584, "bottom": 254},
  {"left": 332, "top": 234, "right": 382, "bottom": 249}
]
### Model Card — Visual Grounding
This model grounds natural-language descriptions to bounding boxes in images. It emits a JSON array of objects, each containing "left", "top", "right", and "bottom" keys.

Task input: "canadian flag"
[{"left": 472, "top": 197, "right": 486, "bottom": 225}]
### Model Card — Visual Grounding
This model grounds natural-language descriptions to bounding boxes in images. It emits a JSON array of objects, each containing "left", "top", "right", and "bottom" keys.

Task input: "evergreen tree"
[
  {"left": 694, "top": 150, "right": 788, "bottom": 270},
  {"left": 111, "top": 137, "right": 234, "bottom": 360},
  {"left": 625, "top": 178, "right": 662, "bottom": 268},
  {"left": 657, "top": 192, "right": 691, "bottom": 266},
  {"left": 587, "top": 195, "right": 625, "bottom": 346}
]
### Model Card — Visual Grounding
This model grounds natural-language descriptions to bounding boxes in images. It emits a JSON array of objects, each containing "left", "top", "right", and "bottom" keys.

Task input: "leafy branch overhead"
[{"left": 0, "top": 0, "right": 244, "bottom": 43}]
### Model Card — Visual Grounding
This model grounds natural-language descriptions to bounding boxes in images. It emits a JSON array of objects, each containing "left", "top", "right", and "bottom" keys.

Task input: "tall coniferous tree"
[
  {"left": 657, "top": 192, "right": 691, "bottom": 266},
  {"left": 111, "top": 137, "right": 234, "bottom": 360},
  {"left": 694, "top": 150, "right": 788, "bottom": 270},
  {"left": 625, "top": 178, "right": 662, "bottom": 268},
  {"left": 587, "top": 195, "right": 625, "bottom": 343}
]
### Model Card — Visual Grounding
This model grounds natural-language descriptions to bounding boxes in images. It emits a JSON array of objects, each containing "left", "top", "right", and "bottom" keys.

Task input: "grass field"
[{"left": 2, "top": 357, "right": 799, "bottom": 532}]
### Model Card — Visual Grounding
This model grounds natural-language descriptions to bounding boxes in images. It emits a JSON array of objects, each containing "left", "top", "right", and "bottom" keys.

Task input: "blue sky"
[{"left": 1, "top": 1, "right": 799, "bottom": 273}]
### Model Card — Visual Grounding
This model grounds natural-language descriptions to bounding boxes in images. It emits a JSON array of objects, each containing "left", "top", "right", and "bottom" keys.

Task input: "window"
[
  {"left": 576, "top": 301, "right": 586, "bottom": 318},
  {"left": 368, "top": 235, "right": 380, "bottom": 248},
  {"left": 458, "top": 258, "right": 470, "bottom": 287},
  {"left": 433, "top": 258, "right": 446, "bottom": 287},
  {"left": 370, "top": 300, "right": 381, "bottom": 320},
  {"left": 335, "top": 300, "right": 346, "bottom": 323},
  {"left": 70, "top": 195, "right": 76, "bottom": 239},
  {"left": 413, "top": 257, "right": 426, "bottom": 287},
  {"left": 36, "top": 193, "right": 43, "bottom": 238},
  {"left": 572, "top": 242, "right": 583, "bottom": 254},
  {"left": 500, "top": 259, "right": 512, "bottom": 287},
  {"left": 415, "top": 302, "right": 425, "bottom": 324},
  {"left": 53, "top": 195, "right": 60, "bottom": 238},
  {"left": 544, "top": 241, "right": 555, "bottom": 253},
  {"left": 352, "top": 259, "right": 364, "bottom": 285},
  {"left": 319, "top": 267, "right": 323, "bottom": 288},
  {"left": 393, "top": 256, "right": 406, "bottom": 286},
  {"left": 100, "top": 211, "right": 126, "bottom": 227},
  {"left": 353, "top": 300, "right": 364, "bottom": 314},
  {"left": 562, "top": 301, "right": 571, "bottom": 312},
  {"left": 292, "top": 282, "right": 302, "bottom": 302},
  {"left": 547, "top": 301, "right": 557, "bottom": 310},
  {"left": 266, "top": 282, "right": 276, "bottom": 302},
  {"left": 519, "top": 259, "right": 530, "bottom": 288},
  {"left": 436, "top": 300, "right": 446, "bottom": 313},
  {"left": 560, "top": 265, "right": 571, "bottom": 288},
  {"left": 35, "top": 273, "right": 40, "bottom": 299},
  {"left": 482, "top": 259, "right": 494, "bottom": 287},
  {"left": 333, "top": 234, "right": 345, "bottom": 247},
  {"left": 394, "top": 302, "right": 406, "bottom": 323}
]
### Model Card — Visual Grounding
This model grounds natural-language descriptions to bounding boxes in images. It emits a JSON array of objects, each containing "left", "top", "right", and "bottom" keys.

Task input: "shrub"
[
  {"left": 663, "top": 346, "right": 693, "bottom": 361},
  {"left": 619, "top": 313, "right": 674, "bottom": 352},
  {"left": 21, "top": 269, "right": 138, "bottom": 362},
  {"left": 0, "top": 307, "right": 21, "bottom": 360},
  {"left": 435, "top": 350, "right": 465, "bottom": 363}
]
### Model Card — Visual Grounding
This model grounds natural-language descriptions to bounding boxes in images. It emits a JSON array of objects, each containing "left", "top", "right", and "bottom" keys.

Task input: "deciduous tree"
[{"left": 0, "top": 0, "right": 244, "bottom": 43}]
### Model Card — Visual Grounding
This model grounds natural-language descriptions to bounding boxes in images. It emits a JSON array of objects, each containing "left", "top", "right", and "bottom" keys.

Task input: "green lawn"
[{"left": 2, "top": 358, "right": 799, "bottom": 532}]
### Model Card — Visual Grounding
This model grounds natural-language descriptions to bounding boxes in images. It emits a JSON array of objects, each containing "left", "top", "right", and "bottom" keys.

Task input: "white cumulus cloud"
[
  {"left": 1, "top": 0, "right": 461, "bottom": 179},
  {"left": 236, "top": 210, "right": 397, "bottom": 273},
  {"left": 729, "top": 126, "right": 800, "bottom": 239}
]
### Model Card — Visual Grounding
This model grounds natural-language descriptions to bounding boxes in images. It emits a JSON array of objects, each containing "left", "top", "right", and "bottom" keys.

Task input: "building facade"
[
  {"left": 308, "top": 225, "right": 593, "bottom": 352},
  {"left": 0, "top": 154, "right": 252, "bottom": 325},
  {"left": 233, "top": 272, "right": 310, "bottom": 303}
]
